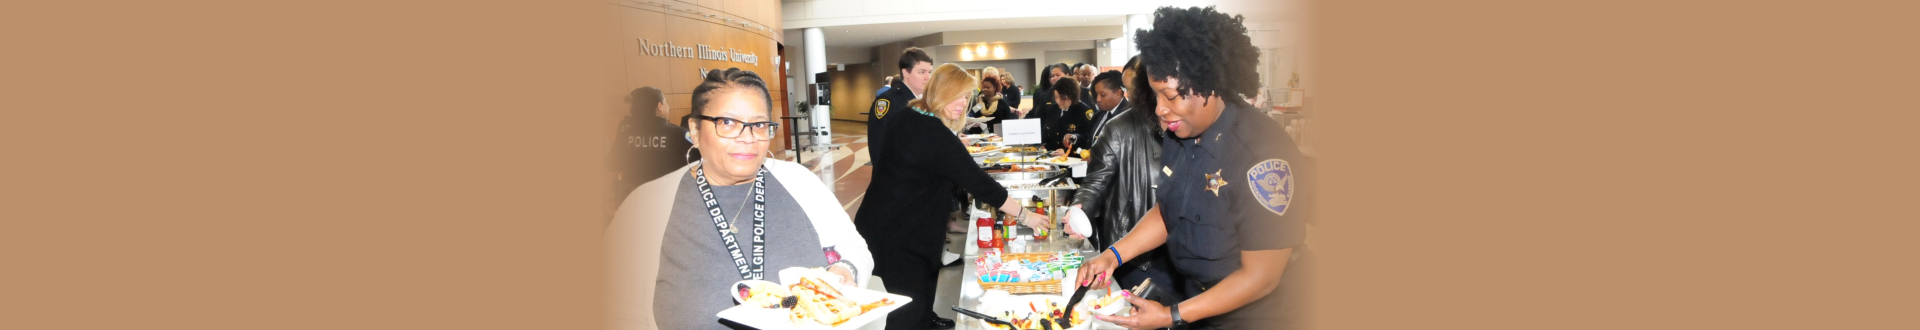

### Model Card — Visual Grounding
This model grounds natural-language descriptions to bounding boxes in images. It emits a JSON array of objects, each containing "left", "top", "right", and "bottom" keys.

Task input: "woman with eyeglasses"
[
  {"left": 605, "top": 68, "right": 875, "bottom": 330},
  {"left": 855, "top": 63, "right": 1048, "bottom": 330}
]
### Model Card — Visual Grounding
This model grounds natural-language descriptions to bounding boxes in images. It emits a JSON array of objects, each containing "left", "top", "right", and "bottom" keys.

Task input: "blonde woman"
[{"left": 854, "top": 63, "right": 1046, "bottom": 330}]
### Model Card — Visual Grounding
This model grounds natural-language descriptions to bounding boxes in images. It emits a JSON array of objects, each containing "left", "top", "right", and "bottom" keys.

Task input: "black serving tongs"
[
  {"left": 1055, "top": 281, "right": 1094, "bottom": 329},
  {"left": 1038, "top": 170, "right": 1074, "bottom": 186},
  {"left": 951, "top": 306, "right": 1015, "bottom": 328}
]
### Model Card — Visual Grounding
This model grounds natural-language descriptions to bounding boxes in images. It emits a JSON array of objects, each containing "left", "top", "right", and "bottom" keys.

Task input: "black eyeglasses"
[{"left": 691, "top": 114, "right": 779, "bottom": 141}]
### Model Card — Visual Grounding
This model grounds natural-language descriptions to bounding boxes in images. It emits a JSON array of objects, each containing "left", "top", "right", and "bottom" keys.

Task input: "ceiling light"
[
  {"left": 994, "top": 46, "right": 1006, "bottom": 59},
  {"left": 960, "top": 48, "right": 973, "bottom": 61},
  {"left": 975, "top": 44, "right": 987, "bottom": 56}
]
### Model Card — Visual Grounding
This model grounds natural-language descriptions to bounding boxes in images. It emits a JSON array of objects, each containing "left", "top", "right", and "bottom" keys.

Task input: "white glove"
[{"left": 1066, "top": 206, "right": 1093, "bottom": 239}]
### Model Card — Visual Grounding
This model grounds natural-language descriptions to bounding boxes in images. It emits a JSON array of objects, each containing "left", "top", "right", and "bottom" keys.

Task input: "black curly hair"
[
  {"left": 689, "top": 68, "right": 772, "bottom": 118},
  {"left": 1134, "top": 6, "right": 1261, "bottom": 104}
]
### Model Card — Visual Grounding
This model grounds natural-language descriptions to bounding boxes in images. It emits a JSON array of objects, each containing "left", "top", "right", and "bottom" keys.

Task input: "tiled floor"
[{"left": 777, "top": 119, "right": 968, "bottom": 325}]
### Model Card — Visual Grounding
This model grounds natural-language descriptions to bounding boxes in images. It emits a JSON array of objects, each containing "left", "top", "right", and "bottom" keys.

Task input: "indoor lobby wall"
[
  {"left": 827, "top": 65, "right": 878, "bottom": 122},
  {"left": 611, "top": 0, "right": 787, "bottom": 145}
]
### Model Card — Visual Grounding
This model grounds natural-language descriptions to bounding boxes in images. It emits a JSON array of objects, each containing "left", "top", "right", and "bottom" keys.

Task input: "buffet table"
[{"left": 951, "top": 151, "right": 1127, "bottom": 330}]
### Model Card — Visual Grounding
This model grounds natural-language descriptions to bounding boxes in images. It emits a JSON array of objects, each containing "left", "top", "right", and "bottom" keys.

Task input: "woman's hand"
[
  {"left": 1095, "top": 295, "right": 1173, "bottom": 330},
  {"left": 1064, "top": 205, "right": 1089, "bottom": 240},
  {"left": 1076, "top": 247, "right": 1119, "bottom": 289},
  {"left": 1050, "top": 149, "right": 1067, "bottom": 157},
  {"left": 1017, "top": 209, "right": 1049, "bottom": 231},
  {"left": 826, "top": 263, "right": 858, "bottom": 287}
]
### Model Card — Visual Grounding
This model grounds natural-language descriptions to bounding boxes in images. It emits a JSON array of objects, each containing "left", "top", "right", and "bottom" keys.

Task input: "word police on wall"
[{"left": 638, "top": 39, "right": 759, "bottom": 66}]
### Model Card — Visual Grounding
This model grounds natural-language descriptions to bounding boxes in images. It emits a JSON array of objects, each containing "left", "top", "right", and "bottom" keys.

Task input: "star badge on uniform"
[
  {"left": 1086, "top": 109, "right": 1095, "bottom": 119},
  {"left": 1204, "top": 169, "right": 1228, "bottom": 196}
]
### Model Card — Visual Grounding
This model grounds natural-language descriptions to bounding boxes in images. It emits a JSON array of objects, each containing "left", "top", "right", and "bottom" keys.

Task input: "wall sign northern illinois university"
[{"left": 638, "top": 38, "right": 759, "bottom": 66}]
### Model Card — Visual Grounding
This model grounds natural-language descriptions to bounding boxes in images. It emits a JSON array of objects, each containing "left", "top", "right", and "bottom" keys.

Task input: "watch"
[{"left": 1169, "top": 303, "right": 1189, "bottom": 330}]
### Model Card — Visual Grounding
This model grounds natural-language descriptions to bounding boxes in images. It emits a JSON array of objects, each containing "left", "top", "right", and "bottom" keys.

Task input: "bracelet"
[{"left": 1108, "top": 246, "right": 1124, "bottom": 265}]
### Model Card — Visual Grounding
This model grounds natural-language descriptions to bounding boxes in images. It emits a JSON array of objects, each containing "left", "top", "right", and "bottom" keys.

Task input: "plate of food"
[
  {"left": 967, "top": 145, "right": 1006, "bottom": 155},
  {"left": 1037, "top": 155, "right": 1085, "bottom": 167},
  {"left": 967, "top": 294, "right": 1095, "bottom": 330},
  {"left": 717, "top": 275, "right": 909, "bottom": 330}
]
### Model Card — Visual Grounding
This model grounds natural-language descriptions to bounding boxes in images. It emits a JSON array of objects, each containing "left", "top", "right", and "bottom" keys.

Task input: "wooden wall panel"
[{"left": 609, "top": 0, "right": 787, "bottom": 151}]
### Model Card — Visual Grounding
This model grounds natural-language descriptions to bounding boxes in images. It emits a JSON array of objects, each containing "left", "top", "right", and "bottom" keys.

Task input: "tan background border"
[{"left": 6, "top": 0, "right": 1919, "bottom": 329}]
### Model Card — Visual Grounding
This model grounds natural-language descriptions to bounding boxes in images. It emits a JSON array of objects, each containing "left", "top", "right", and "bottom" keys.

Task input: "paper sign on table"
[{"left": 1000, "top": 119, "right": 1041, "bottom": 145}]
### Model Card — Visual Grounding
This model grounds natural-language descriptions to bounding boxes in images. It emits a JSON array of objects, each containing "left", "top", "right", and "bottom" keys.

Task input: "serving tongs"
[
  {"left": 1038, "top": 170, "right": 1074, "bottom": 186},
  {"left": 1055, "top": 281, "right": 1094, "bottom": 329},
  {"left": 951, "top": 306, "right": 1015, "bottom": 328}
]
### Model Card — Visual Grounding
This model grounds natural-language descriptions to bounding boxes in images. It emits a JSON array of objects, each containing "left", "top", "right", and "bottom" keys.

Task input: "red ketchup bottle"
[{"left": 977, "top": 212, "right": 995, "bottom": 249}]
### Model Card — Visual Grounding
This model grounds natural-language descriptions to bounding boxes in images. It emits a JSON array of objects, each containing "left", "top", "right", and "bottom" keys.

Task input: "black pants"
[
  {"left": 1112, "top": 246, "right": 1188, "bottom": 306},
  {"left": 873, "top": 244, "right": 940, "bottom": 330}
]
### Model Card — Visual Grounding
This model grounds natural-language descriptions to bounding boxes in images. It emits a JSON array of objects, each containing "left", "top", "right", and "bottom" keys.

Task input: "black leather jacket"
[{"left": 1072, "top": 100, "right": 1162, "bottom": 248}]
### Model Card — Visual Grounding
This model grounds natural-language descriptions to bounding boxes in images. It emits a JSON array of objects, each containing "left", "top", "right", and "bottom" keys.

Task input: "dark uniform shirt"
[
  {"left": 867, "top": 79, "right": 916, "bottom": 160},
  {"left": 1031, "top": 87, "right": 1060, "bottom": 136},
  {"left": 1156, "top": 100, "right": 1309, "bottom": 327},
  {"left": 1045, "top": 101, "right": 1096, "bottom": 152}
]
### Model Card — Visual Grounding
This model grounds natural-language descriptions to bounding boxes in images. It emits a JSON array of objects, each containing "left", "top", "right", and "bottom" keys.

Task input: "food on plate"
[
  {"left": 988, "top": 136, "right": 1003, "bottom": 142},
  {"left": 986, "top": 165, "right": 1049, "bottom": 173},
  {"left": 785, "top": 275, "right": 896, "bottom": 326},
  {"left": 982, "top": 297, "right": 1093, "bottom": 330},
  {"left": 1050, "top": 155, "right": 1071, "bottom": 163},
  {"left": 735, "top": 272, "right": 899, "bottom": 327},
  {"left": 736, "top": 280, "right": 794, "bottom": 308},
  {"left": 967, "top": 145, "right": 1013, "bottom": 153},
  {"left": 1086, "top": 291, "right": 1130, "bottom": 315}
]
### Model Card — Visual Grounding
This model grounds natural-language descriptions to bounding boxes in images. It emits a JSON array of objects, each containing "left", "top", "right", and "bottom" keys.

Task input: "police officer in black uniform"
[
  {"left": 867, "top": 47, "right": 933, "bottom": 159},
  {"left": 1078, "top": 6, "right": 1312, "bottom": 330},
  {"left": 1027, "top": 63, "right": 1072, "bottom": 130},
  {"left": 1045, "top": 77, "right": 1095, "bottom": 156},
  {"left": 608, "top": 86, "right": 696, "bottom": 200}
]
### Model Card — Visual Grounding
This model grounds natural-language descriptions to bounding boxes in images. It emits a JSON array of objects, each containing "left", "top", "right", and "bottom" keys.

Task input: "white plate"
[
  {"left": 967, "top": 294, "right": 1094, "bottom": 330},
  {"left": 1037, "top": 157, "right": 1086, "bottom": 167},
  {"left": 715, "top": 286, "right": 910, "bottom": 330}
]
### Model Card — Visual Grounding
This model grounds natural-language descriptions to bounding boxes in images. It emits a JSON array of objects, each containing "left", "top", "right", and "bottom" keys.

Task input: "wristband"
[{"left": 1108, "top": 246, "right": 1124, "bottom": 265}]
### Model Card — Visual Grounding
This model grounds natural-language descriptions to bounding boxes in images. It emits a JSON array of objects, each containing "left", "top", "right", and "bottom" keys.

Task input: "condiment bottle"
[{"left": 976, "top": 210, "right": 994, "bottom": 249}]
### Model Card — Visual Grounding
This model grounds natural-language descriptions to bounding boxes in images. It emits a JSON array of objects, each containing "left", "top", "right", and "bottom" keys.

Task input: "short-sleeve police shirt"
[{"left": 1156, "top": 101, "right": 1307, "bottom": 286}]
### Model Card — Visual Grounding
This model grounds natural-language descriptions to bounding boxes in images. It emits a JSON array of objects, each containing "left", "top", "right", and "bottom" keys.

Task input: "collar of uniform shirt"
[{"left": 1185, "top": 99, "right": 1245, "bottom": 146}]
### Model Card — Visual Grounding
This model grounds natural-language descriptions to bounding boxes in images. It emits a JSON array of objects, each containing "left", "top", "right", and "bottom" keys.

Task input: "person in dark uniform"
[
  {"left": 608, "top": 86, "right": 696, "bottom": 200},
  {"left": 856, "top": 63, "right": 1047, "bottom": 330},
  {"left": 1073, "top": 63, "right": 1099, "bottom": 109},
  {"left": 1087, "top": 69, "right": 1129, "bottom": 139},
  {"left": 867, "top": 47, "right": 933, "bottom": 159},
  {"left": 1065, "top": 60, "right": 1193, "bottom": 307},
  {"left": 1045, "top": 77, "right": 1094, "bottom": 156},
  {"left": 1078, "top": 6, "right": 1313, "bottom": 330},
  {"left": 1024, "top": 63, "right": 1072, "bottom": 127}
]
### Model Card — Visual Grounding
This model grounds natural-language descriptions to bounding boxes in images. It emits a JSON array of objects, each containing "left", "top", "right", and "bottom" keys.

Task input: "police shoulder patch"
[
  {"left": 875, "top": 99, "right": 890, "bottom": 119},
  {"left": 1247, "top": 159, "right": 1294, "bottom": 216}
]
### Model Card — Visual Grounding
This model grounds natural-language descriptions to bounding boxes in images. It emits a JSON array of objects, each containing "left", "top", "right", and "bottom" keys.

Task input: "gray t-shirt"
[{"left": 655, "top": 172, "right": 827, "bottom": 330}]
